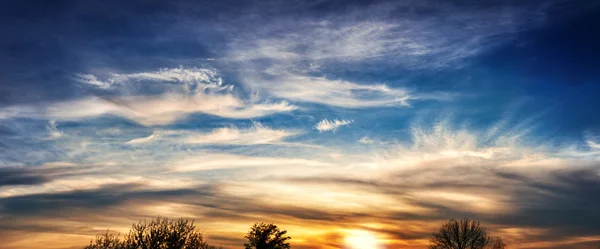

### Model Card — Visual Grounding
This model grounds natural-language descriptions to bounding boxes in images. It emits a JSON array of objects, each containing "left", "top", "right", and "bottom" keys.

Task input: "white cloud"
[
  {"left": 229, "top": 3, "right": 543, "bottom": 68},
  {"left": 359, "top": 136, "right": 386, "bottom": 145},
  {"left": 74, "top": 74, "right": 112, "bottom": 89},
  {"left": 184, "top": 122, "right": 298, "bottom": 145},
  {"left": 170, "top": 153, "right": 332, "bottom": 172},
  {"left": 46, "top": 120, "right": 63, "bottom": 139},
  {"left": 41, "top": 94, "right": 294, "bottom": 126},
  {"left": 587, "top": 140, "right": 600, "bottom": 150},
  {"left": 339, "top": 117, "right": 592, "bottom": 174},
  {"left": 1, "top": 68, "right": 297, "bottom": 125},
  {"left": 74, "top": 68, "right": 229, "bottom": 93},
  {"left": 125, "top": 131, "right": 160, "bottom": 144},
  {"left": 124, "top": 123, "right": 300, "bottom": 146},
  {"left": 250, "top": 74, "right": 412, "bottom": 108},
  {"left": 0, "top": 174, "right": 194, "bottom": 198},
  {"left": 315, "top": 119, "right": 353, "bottom": 132}
]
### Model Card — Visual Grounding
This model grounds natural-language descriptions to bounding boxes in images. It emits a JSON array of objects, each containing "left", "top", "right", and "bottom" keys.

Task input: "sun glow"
[{"left": 344, "top": 230, "right": 382, "bottom": 249}]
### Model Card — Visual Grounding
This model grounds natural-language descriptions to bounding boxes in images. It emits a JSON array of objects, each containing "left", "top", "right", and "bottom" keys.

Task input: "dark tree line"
[
  {"left": 85, "top": 218, "right": 290, "bottom": 249},
  {"left": 86, "top": 217, "right": 504, "bottom": 249},
  {"left": 85, "top": 217, "right": 222, "bottom": 249}
]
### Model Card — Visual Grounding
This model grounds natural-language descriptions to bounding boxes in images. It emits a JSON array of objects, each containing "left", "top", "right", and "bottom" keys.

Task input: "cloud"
[
  {"left": 228, "top": 2, "right": 546, "bottom": 69},
  {"left": 1, "top": 68, "right": 297, "bottom": 125},
  {"left": 226, "top": 2, "right": 547, "bottom": 110},
  {"left": 315, "top": 119, "right": 353, "bottom": 132},
  {"left": 359, "top": 136, "right": 386, "bottom": 145},
  {"left": 73, "top": 74, "right": 112, "bottom": 89},
  {"left": 0, "top": 167, "right": 51, "bottom": 187},
  {"left": 248, "top": 74, "right": 413, "bottom": 108},
  {"left": 125, "top": 131, "right": 160, "bottom": 144},
  {"left": 46, "top": 120, "right": 63, "bottom": 139},
  {"left": 183, "top": 122, "right": 299, "bottom": 145},
  {"left": 124, "top": 123, "right": 303, "bottom": 147},
  {"left": 49, "top": 94, "right": 294, "bottom": 125},
  {"left": 359, "top": 136, "right": 375, "bottom": 144},
  {"left": 170, "top": 153, "right": 332, "bottom": 172},
  {"left": 588, "top": 140, "right": 600, "bottom": 150},
  {"left": 74, "top": 68, "right": 228, "bottom": 93},
  {"left": 2, "top": 116, "right": 600, "bottom": 249}
]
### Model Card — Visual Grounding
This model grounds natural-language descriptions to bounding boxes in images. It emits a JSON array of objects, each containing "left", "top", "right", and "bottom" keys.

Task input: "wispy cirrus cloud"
[
  {"left": 125, "top": 122, "right": 301, "bottom": 146},
  {"left": 315, "top": 119, "right": 353, "bottom": 132},
  {"left": 183, "top": 122, "right": 299, "bottom": 145},
  {"left": 74, "top": 68, "right": 229, "bottom": 93},
  {"left": 358, "top": 136, "right": 386, "bottom": 145},
  {"left": 226, "top": 1, "right": 547, "bottom": 111},
  {"left": 1, "top": 68, "right": 296, "bottom": 125},
  {"left": 170, "top": 153, "right": 332, "bottom": 172},
  {"left": 228, "top": 2, "right": 546, "bottom": 69},
  {"left": 248, "top": 74, "right": 413, "bottom": 108},
  {"left": 125, "top": 131, "right": 160, "bottom": 144},
  {"left": 0, "top": 94, "right": 295, "bottom": 126}
]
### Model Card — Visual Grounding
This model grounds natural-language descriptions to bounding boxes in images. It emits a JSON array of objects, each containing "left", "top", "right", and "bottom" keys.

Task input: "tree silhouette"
[
  {"left": 84, "top": 217, "right": 221, "bottom": 249},
  {"left": 85, "top": 230, "right": 126, "bottom": 249},
  {"left": 244, "top": 223, "right": 291, "bottom": 249},
  {"left": 486, "top": 237, "right": 506, "bottom": 249},
  {"left": 429, "top": 219, "right": 490, "bottom": 249}
]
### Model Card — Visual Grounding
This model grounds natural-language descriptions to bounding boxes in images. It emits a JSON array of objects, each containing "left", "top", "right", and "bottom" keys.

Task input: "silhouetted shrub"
[
  {"left": 85, "top": 230, "right": 126, "bottom": 249},
  {"left": 486, "top": 236, "right": 506, "bottom": 249},
  {"left": 244, "top": 223, "right": 291, "bottom": 249},
  {"left": 429, "top": 218, "right": 506, "bottom": 249},
  {"left": 85, "top": 217, "right": 221, "bottom": 249}
]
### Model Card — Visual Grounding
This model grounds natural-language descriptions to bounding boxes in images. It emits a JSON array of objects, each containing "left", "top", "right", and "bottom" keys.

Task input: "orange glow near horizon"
[{"left": 344, "top": 230, "right": 383, "bottom": 249}]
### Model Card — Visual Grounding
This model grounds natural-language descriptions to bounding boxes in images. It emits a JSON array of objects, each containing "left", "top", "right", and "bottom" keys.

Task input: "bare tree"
[
  {"left": 85, "top": 230, "right": 125, "bottom": 249},
  {"left": 429, "top": 219, "right": 490, "bottom": 249},
  {"left": 85, "top": 217, "right": 221, "bottom": 249},
  {"left": 244, "top": 223, "right": 291, "bottom": 249},
  {"left": 486, "top": 236, "right": 506, "bottom": 249}
]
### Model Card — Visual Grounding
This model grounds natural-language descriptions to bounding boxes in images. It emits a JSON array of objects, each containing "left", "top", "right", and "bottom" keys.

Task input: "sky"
[{"left": 1, "top": 0, "right": 600, "bottom": 249}]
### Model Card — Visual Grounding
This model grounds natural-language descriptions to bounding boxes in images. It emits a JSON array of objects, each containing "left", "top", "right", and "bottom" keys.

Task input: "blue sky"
[{"left": 1, "top": 1, "right": 600, "bottom": 249}]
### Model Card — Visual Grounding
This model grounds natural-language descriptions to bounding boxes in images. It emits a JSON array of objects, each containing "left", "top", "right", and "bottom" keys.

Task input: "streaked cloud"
[
  {"left": 75, "top": 68, "right": 228, "bottom": 93},
  {"left": 228, "top": 3, "right": 546, "bottom": 69},
  {"left": 0, "top": 94, "right": 295, "bottom": 126},
  {"left": 124, "top": 123, "right": 302, "bottom": 147},
  {"left": 248, "top": 74, "right": 413, "bottom": 108},
  {"left": 358, "top": 136, "right": 386, "bottom": 145},
  {"left": 170, "top": 153, "right": 332, "bottom": 172},
  {"left": 125, "top": 131, "right": 160, "bottom": 144},
  {"left": 1, "top": 68, "right": 297, "bottom": 125},
  {"left": 315, "top": 119, "right": 353, "bottom": 132},
  {"left": 183, "top": 122, "right": 299, "bottom": 145}
]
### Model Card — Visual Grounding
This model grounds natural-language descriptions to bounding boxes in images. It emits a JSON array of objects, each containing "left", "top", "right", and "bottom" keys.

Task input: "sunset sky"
[{"left": 1, "top": 1, "right": 600, "bottom": 249}]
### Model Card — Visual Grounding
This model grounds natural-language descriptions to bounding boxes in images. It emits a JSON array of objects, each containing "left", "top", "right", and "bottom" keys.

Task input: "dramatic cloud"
[
  {"left": 0, "top": 1, "right": 598, "bottom": 249},
  {"left": 0, "top": 167, "right": 51, "bottom": 187}
]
